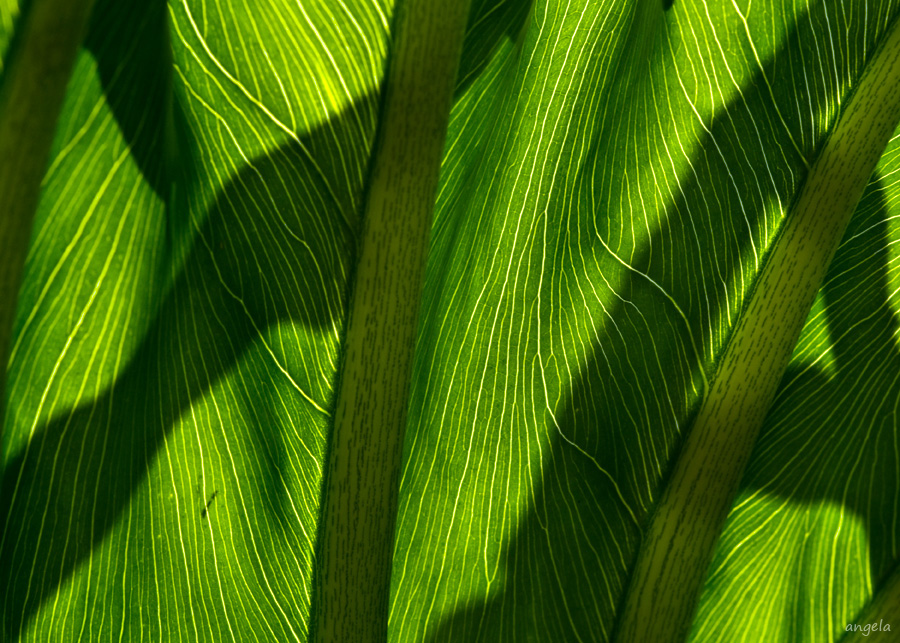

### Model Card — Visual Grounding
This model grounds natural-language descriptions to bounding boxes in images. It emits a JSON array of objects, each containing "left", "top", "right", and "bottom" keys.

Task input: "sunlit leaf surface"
[
  {"left": 1, "top": 0, "right": 386, "bottom": 638},
  {"left": 1, "top": 0, "right": 898, "bottom": 641}
]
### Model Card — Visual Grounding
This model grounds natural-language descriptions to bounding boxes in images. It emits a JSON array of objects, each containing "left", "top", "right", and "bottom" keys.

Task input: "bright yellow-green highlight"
[{"left": 615, "top": 15, "right": 900, "bottom": 643}]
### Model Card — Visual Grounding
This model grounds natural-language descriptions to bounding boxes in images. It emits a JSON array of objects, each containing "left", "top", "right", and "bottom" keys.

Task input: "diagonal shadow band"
[
  {"left": 425, "top": 181, "right": 899, "bottom": 643},
  {"left": 0, "top": 89, "right": 371, "bottom": 642},
  {"left": 425, "top": 2, "right": 899, "bottom": 640},
  {"left": 737, "top": 175, "right": 900, "bottom": 587},
  {"left": 0, "top": 0, "right": 534, "bottom": 636}
]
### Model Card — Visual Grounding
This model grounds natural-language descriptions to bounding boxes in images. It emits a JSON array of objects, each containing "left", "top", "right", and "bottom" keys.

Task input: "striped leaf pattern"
[{"left": 1, "top": 0, "right": 898, "bottom": 641}]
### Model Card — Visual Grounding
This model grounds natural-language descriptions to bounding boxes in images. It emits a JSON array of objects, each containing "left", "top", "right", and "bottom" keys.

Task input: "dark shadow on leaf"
[
  {"left": 688, "top": 176, "right": 900, "bottom": 640},
  {"left": 84, "top": 0, "right": 173, "bottom": 198},
  {"left": 735, "top": 177, "right": 900, "bottom": 588},
  {"left": 426, "top": 2, "right": 897, "bottom": 641},
  {"left": 454, "top": 0, "right": 534, "bottom": 99},
  {"left": 0, "top": 0, "right": 540, "bottom": 637},
  {"left": 0, "top": 90, "right": 373, "bottom": 642}
]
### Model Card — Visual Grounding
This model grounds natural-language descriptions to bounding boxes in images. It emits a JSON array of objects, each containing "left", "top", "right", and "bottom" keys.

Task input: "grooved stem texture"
[
  {"left": 312, "top": 0, "right": 472, "bottom": 641},
  {"left": 614, "top": 15, "right": 900, "bottom": 643}
]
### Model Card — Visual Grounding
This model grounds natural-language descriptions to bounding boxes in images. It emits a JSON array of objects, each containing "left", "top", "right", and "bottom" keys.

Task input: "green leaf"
[
  {"left": 2, "top": 0, "right": 900, "bottom": 642},
  {"left": 691, "top": 126, "right": 900, "bottom": 643},
  {"left": 1, "top": 0, "right": 385, "bottom": 638},
  {"left": 618, "top": 17, "right": 900, "bottom": 641},
  {"left": 0, "top": 0, "right": 96, "bottom": 430},
  {"left": 0, "top": 0, "right": 20, "bottom": 71}
]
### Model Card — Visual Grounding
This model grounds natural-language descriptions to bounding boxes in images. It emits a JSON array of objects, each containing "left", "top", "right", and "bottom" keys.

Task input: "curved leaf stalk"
[
  {"left": 311, "top": 0, "right": 472, "bottom": 641},
  {"left": 0, "top": 0, "right": 95, "bottom": 449},
  {"left": 614, "top": 15, "right": 900, "bottom": 643}
]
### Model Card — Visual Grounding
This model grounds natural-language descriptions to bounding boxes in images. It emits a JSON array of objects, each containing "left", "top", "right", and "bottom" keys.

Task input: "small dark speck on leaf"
[
  {"left": 663, "top": 0, "right": 674, "bottom": 10},
  {"left": 201, "top": 489, "right": 220, "bottom": 519}
]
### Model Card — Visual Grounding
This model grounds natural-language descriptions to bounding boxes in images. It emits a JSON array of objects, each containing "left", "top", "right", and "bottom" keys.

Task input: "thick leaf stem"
[
  {"left": 0, "top": 0, "right": 95, "bottom": 447},
  {"left": 614, "top": 15, "right": 900, "bottom": 643},
  {"left": 311, "top": 1, "right": 471, "bottom": 641}
]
